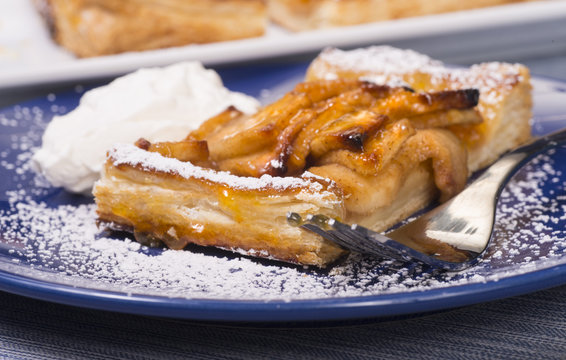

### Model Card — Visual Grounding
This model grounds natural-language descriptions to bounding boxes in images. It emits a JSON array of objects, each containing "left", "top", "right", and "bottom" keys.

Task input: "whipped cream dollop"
[{"left": 31, "top": 62, "right": 260, "bottom": 194}]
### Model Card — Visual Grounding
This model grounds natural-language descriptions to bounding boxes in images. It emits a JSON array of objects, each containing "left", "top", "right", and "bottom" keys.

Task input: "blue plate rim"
[{"left": 1, "top": 260, "right": 565, "bottom": 322}]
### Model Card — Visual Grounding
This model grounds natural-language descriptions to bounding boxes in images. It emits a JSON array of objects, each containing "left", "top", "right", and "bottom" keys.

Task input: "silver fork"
[{"left": 288, "top": 128, "right": 566, "bottom": 271}]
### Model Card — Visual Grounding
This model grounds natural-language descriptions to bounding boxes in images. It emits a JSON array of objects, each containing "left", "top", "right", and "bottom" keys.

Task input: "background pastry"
[
  {"left": 35, "top": 0, "right": 267, "bottom": 57},
  {"left": 269, "top": 0, "right": 538, "bottom": 31}
]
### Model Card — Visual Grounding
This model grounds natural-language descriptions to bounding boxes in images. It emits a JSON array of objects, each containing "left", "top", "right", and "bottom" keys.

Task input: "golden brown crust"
[
  {"left": 36, "top": 0, "right": 267, "bottom": 57},
  {"left": 269, "top": 0, "right": 538, "bottom": 31}
]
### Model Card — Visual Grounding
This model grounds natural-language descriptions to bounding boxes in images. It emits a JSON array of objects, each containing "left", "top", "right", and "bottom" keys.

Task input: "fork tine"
[
  {"left": 327, "top": 228, "right": 369, "bottom": 254},
  {"left": 287, "top": 212, "right": 360, "bottom": 252},
  {"left": 300, "top": 223, "right": 348, "bottom": 248},
  {"left": 303, "top": 214, "right": 369, "bottom": 253},
  {"left": 288, "top": 212, "right": 410, "bottom": 261},
  {"left": 327, "top": 220, "right": 383, "bottom": 254},
  {"left": 287, "top": 212, "right": 464, "bottom": 269},
  {"left": 328, "top": 220, "right": 415, "bottom": 262}
]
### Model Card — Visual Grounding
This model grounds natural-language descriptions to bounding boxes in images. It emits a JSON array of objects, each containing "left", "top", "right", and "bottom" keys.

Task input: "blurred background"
[{"left": 1, "top": 0, "right": 565, "bottom": 107}]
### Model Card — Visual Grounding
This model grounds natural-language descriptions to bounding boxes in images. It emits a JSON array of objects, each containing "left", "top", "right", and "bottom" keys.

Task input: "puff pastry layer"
[{"left": 94, "top": 144, "right": 347, "bottom": 267}]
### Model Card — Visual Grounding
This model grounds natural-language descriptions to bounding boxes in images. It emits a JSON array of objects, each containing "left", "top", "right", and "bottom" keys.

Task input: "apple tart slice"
[{"left": 94, "top": 78, "right": 481, "bottom": 267}]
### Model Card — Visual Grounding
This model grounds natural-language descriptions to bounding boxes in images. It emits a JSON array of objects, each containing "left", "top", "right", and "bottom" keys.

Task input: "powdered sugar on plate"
[{"left": 1, "top": 86, "right": 566, "bottom": 304}]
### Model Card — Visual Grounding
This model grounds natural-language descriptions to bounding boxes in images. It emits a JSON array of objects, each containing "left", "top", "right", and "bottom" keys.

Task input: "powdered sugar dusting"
[
  {"left": 318, "top": 46, "right": 444, "bottom": 76},
  {"left": 317, "top": 46, "right": 525, "bottom": 109},
  {"left": 107, "top": 143, "right": 330, "bottom": 194},
  {"left": 2, "top": 82, "right": 566, "bottom": 304}
]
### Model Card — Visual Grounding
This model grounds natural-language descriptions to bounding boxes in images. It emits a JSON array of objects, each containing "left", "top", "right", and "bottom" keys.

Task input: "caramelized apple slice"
[{"left": 134, "top": 138, "right": 209, "bottom": 164}]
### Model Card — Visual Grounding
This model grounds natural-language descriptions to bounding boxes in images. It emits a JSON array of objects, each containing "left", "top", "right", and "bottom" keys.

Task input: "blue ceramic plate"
[{"left": 1, "top": 63, "right": 566, "bottom": 322}]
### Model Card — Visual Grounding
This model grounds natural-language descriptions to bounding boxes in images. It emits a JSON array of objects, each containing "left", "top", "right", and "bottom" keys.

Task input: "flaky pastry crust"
[{"left": 94, "top": 144, "right": 347, "bottom": 267}]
